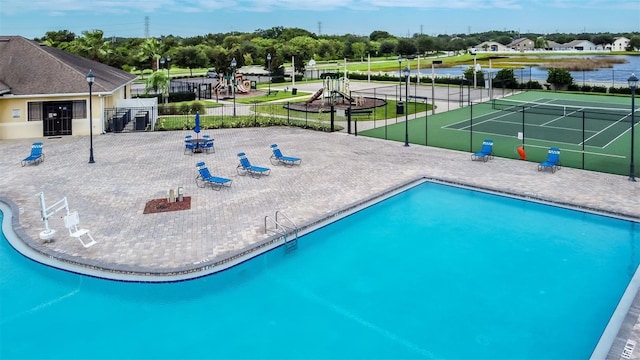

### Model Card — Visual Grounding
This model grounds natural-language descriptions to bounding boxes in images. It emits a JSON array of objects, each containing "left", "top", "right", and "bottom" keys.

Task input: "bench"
[
  {"left": 347, "top": 109, "right": 373, "bottom": 119},
  {"left": 267, "top": 90, "right": 279, "bottom": 96}
]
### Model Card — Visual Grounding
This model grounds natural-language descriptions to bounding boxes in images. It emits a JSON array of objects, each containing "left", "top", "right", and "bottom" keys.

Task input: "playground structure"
[
  {"left": 286, "top": 74, "right": 386, "bottom": 113},
  {"left": 214, "top": 73, "right": 252, "bottom": 99}
]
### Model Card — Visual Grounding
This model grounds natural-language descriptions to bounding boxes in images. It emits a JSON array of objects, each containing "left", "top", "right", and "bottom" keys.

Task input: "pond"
[{"left": 410, "top": 55, "right": 640, "bottom": 87}]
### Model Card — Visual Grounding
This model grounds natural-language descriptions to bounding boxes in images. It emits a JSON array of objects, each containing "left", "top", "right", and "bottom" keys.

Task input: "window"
[
  {"left": 27, "top": 102, "right": 42, "bottom": 121},
  {"left": 72, "top": 100, "right": 87, "bottom": 118}
]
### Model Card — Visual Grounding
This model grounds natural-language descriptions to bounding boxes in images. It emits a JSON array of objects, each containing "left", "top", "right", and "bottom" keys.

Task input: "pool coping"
[{"left": 2, "top": 175, "right": 638, "bottom": 282}]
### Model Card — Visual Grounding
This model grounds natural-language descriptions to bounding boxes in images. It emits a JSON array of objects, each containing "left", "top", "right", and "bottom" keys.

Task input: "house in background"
[
  {"left": 507, "top": 38, "right": 535, "bottom": 52},
  {"left": 0, "top": 36, "right": 137, "bottom": 140},
  {"left": 608, "top": 37, "right": 630, "bottom": 51},
  {"left": 473, "top": 41, "right": 510, "bottom": 52}
]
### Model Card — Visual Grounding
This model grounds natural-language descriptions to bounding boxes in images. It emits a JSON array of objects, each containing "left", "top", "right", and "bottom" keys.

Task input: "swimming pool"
[{"left": 2, "top": 181, "right": 639, "bottom": 359}]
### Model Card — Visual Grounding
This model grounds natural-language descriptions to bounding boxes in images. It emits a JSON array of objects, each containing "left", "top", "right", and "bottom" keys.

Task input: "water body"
[{"left": 411, "top": 55, "right": 640, "bottom": 86}]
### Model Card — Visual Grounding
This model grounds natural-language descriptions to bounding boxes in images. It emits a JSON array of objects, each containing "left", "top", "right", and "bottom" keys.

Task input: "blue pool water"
[{"left": 2, "top": 182, "right": 639, "bottom": 359}]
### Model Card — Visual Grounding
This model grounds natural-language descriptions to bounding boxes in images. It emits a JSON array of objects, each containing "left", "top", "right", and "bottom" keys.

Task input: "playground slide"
[
  {"left": 338, "top": 91, "right": 354, "bottom": 102},
  {"left": 306, "top": 88, "right": 323, "bottom": 103},
  {"left": 236, "top": 83, "right": 249, "bottom": 93}
]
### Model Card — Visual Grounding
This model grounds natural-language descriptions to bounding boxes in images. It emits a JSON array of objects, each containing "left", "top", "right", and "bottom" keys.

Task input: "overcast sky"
[{"left": 1, "top": 0, "right": 638, "bottom": 39}]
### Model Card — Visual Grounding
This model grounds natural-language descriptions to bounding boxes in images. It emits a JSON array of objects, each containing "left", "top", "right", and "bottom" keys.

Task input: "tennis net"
[{"left": 492, "top": 99, "right": 634, "bottom": 122}]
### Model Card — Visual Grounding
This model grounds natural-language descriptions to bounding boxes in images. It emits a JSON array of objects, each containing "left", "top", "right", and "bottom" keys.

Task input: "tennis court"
[{"left": 360, "top": 91, "right": 638, "bottom": 177}]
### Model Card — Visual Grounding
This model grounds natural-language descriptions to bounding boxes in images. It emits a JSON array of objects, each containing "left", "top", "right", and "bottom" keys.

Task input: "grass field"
[{"left": 360, "top": 91, "right": 638, "bottom": 177}]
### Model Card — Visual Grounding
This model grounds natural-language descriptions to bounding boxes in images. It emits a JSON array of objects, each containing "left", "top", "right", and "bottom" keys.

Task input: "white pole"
[
  {"left": 344, "top": 58, "right": 347, "bottom": 78},
  {"left": 367, "top": 52, "right": 371, "bottom": 83},
  {"left": 431, "top": 63, "right": 435, "bottom": 115},
  {"left": 489, "top": 58, "right": 493, "bottom": 100},
  {"left": 473, "top": 53, "right": 477, "bottom": 88},
  {"left": 417, "top": 55, "right": 420, "bottom": 85},
  {"left": 291, "top": 55, "right": 295, "bottom": 88}
]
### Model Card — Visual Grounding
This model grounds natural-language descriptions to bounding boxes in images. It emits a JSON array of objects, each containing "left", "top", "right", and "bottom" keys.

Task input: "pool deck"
[{"left": 1, "top": 116, "right": 639, "bottom": 357}]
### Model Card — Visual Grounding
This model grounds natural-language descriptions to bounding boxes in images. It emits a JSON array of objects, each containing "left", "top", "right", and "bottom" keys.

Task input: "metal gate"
[{"left": 43, "top": 101, "right": 72, "bottom": 136}]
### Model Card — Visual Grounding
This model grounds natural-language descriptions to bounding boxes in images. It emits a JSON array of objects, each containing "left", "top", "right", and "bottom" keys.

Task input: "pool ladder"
[{"left": 264, "top": 211, "right": 298, "bottom": 251}]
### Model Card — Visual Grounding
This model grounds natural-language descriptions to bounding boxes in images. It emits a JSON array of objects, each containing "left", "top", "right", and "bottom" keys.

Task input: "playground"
[{"left": 284, "top": 75, "right": 387, "bottom": 113}]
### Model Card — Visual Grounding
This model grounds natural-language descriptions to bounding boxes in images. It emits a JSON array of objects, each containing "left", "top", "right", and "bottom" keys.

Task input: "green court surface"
[{"left": 360, "top": 91, "right": 638, "bottom": 177}]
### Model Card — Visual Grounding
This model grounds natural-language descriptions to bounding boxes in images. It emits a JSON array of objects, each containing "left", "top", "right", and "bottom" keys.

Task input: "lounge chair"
[
  {"left": 538, "top": 147, "right": 561, "bottom": 173},
  {"left": 236, "top": 152, "right": 271, "bottom": 178},
  {"left": 471, "top": 139, "right": 494, "bottom": 162},
  {"left": 21, "top": 142, "right": 44, "bottom": 166},
  {"left": 269, "top": 144, "right": 302, "bottom": 167},
  {"left": 195, "top": 162, "right": 232, "bottom": 190}
]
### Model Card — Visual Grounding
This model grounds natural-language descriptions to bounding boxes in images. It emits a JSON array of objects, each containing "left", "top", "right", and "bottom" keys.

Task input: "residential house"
[
  {"left": 507, "top": 38, "right": 535, "bottom": 52},
  {"left": 0, "top": 36, "right": 137, "bottom": 140},
  {"left": 549, "top": 39, "right": 599, "bottom": 51},
  {"left": 608, "top": 37, "right": 630, "bottom": 51},
  {"left": 473, "top": 41, "right": 511, "bottom": 53}
]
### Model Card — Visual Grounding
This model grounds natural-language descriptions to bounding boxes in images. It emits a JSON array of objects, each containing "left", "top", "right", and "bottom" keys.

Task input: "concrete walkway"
[{"left": 1, "top": 115, "right": 639, "bottom": 358}]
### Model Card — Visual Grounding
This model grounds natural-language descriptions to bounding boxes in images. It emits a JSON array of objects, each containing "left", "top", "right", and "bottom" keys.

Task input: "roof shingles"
[{"left": 0, "top": 36, "right": 136, "bottom": 96}]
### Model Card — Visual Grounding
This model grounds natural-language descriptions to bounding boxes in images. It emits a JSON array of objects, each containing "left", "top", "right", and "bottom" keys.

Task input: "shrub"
[
  {"left": 591, "top": 86, "right": 607, "bottom": 93},
  {"left": 547, "top": 68, "right": 574, "bottom": 89}
]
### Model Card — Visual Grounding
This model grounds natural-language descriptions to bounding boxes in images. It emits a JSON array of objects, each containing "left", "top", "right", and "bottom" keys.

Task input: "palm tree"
[
  {"left": 535, "top": 37, "right": 549, "bottom": 50},
  {"left": 138, "top": 38, "right": 162, "bottom": 71}
]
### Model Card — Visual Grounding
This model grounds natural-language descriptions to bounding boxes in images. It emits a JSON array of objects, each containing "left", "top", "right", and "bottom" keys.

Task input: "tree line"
[{"left": 36, "top": 27, "right": 640, "bottom": 77}]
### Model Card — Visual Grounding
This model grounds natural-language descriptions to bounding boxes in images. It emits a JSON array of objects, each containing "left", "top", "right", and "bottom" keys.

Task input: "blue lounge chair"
[
  {"left": 471, "top": 139, "right": 494, "bottom": 162},
  {"left": 269, "top": 144, "right": 301, "bottom": 167},
  {"left": 195, "top": 162, "right": 232, "bottom": 190},
  {"left": 21, "top": 142, "right": 44, "bottom": 166},
  {"left": 538, "top": 147, "right": 561, "bottom": 173},
  {"left": 236, "top": 152, "right": 271, "bottom": 178}
]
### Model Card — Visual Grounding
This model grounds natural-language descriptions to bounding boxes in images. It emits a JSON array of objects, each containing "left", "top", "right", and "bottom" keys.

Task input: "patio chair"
[
  {"left": 538, "top": 147, "right": 561, "bottom": 173},
  {"left": 21, "top": 142, "right": 44, "bottom": 166},
  {"left": 202, "top": 135, "right": 215, "bottom": 154},
  {"left": 195, "top": 162, "right": 232, "bottom": 190},
  {"left": 63, "top": 211, "right": 97, "bottom": 248},
  {"left": 236, "top": 152, "right": 271, "bottom": 178},
  {"left": 184, "top": 136, "right": 197, "bottom": 155},
  {"left": 471, "top": 139, "right": 494, "bottom": 162},
  {"left": 269, "top": 144, "right": 301, "bottom": 167}
]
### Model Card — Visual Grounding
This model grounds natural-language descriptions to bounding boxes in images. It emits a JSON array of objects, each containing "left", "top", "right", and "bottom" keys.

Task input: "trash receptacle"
[
  {"left": 292, "top": 88, "right": 298, "bottom": 95},
  {"left": 250, "top": 81, "right": 257, "bottom": 90},
  {"left": 396, "top": 102, "right": 404, "bottom": 115}
]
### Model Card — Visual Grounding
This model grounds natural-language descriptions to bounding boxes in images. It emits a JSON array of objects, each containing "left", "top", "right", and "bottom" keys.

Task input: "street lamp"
[
  {"left": 231, "top": 57, "right": 237, "bottom": 117},
  {"left": 86, "top": 70, "right": 95, "bottom": 164},
  {"left": 160, "top": 56, "right": 171, "bottom": 103},
  {"left": 403, "top": 66, "right": 410, "bottom": 147},
  {"left": 628, "top": 73, "right": 638, "bottom": 181},
  {"left": 470, "top": 48, "right": 477, "bottom": 88},
  {"left": 267, "top": 53, "right": 271, "bottom": 95}
]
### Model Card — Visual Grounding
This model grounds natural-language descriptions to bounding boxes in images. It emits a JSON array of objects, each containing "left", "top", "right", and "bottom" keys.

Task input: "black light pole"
[
  {"left": 86, "top": 70, "right": 95, "bottom": 163},
  {"left": 628, "top": 73, "right": 638, "bottom": 181},
  {"left": 403, "top": 66, "right": 410, "bottom": 147},
  {"left": 231, "top": 57, "right": 237, "bottom": 117},
  {"left": 267, "top": 53, "right": 271, "bottom": 95}
]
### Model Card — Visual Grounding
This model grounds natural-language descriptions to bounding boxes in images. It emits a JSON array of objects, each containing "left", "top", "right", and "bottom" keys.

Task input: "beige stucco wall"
[{"left": 0, "top": 92, "right": 118, "bottom": 140}]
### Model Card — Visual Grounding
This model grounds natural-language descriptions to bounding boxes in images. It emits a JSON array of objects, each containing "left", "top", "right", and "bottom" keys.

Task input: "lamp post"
[
  {"left": 267, "top": 53, "right": 271, "bottom": 95},
  {"left": 231, "top": 57, "right": 237, "bottom": 117},
  {"left": 86, "top": 70, "right": 95, "bottom": 164},
  {"left": 628, "top": 73, "right": 638, "bottom": 181},
  {"left": 403, "top": 66, "right": 410, "bottom": 147},
  {"left": 160, "top": 56, "right": 171, "bottom": 103}
]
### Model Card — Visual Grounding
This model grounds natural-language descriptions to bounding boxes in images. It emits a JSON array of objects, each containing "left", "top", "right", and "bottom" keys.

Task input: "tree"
[
  {"left": 534, "top": 36, "right": 549, "bottom": 49},
  {"left": 546, "top": 68, "right": 574, "bottom": 90},
  {"left": 69, "top": 29, "right": 112, "bottom": 61},
  {"left": 137, "top": 38, "right": 162, "bottom": 71},
  {"left": 144, "top": 70, "right": 168, "bottom": 95},
  {"left": 172, "top": 46, "right": 208, "bottom": 76},
  {"left": 351, "top": 42, "right": 367, "bottom": 61},
  {"left": 379, "top": 40, "right": 396, "bottom": 56},
  {"left": 463, "top": 67, "right": 485, "bottom": 86},
  {"left": 494, "top": 69, "right": 517, "bottom": 88},
  {"left": 396, "top": 38, "right": 417, "bottom": 56},
  {"left": 628, "top": 36, "right": 640, "bottom": 51},
  {"left": 369, "top": 31, "right": 392, "bottom": 42}
]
